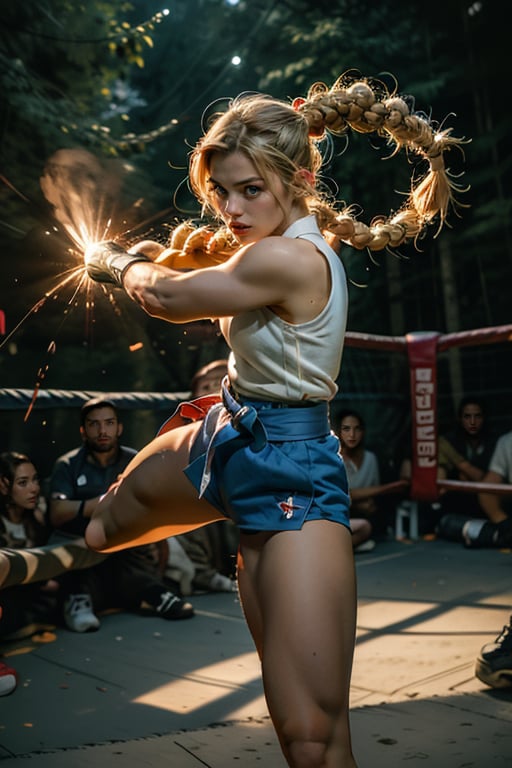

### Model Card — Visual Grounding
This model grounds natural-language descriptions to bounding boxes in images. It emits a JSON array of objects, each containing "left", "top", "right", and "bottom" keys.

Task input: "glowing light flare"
[
  {"left": 39, "top": 148, "right": 127, "bottom": 255},
  {"left": 8, "top": 148, "right": 177, "bottom": 420},
  {"left": 0, "top": 264, "right": 93, "bottom": 421},
  {"left": 0, "top": 267, "right": 87, "bottom": 353},
  {"left": 62, "top": 216, "right": 117, "bottom": 257}
]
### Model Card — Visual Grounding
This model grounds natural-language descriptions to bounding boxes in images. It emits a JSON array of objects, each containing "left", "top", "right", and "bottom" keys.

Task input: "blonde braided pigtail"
[
  {"left": 296, "top": 74, "right": 468, "bottom": 250},
  {"left": 151, "top": 221, "right": 237, "bottom": 269}
]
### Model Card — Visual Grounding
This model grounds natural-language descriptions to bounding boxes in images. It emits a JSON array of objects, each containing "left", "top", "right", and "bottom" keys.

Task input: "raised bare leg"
[{"left": 85, "top": 420, "right": 224, "bottom": 553}]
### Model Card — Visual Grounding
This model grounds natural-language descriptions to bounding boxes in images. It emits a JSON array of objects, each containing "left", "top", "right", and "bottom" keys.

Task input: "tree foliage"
[{"left": 0, "top": 0, "right": 510, "bottom": 396}]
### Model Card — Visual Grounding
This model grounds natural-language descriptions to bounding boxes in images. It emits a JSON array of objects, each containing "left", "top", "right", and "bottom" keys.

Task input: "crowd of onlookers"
[
  {"left": 0, "top": 360, "right": 239, "bottom": 696},
  {"left": 2, "top": 387, "right": 511, "bottom": 696},
  {"left": 421, "top": 396, "right": 511, "bottom": 549},
  {"left": 333, "top": 394, "right": 512, "bottom": 691},
  {"left": 340, "top": 395, "right": 512, "bottom": 551}
]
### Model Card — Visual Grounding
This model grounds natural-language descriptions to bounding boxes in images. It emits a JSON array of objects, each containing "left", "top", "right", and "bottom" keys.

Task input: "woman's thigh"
[{"left": 241, "top": 521, "right": 356, "bottom": 728}]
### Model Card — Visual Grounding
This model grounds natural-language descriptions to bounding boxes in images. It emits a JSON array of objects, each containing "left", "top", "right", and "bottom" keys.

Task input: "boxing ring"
[{"left": 1, "top": 321, "right": 511, "bottom": 538}]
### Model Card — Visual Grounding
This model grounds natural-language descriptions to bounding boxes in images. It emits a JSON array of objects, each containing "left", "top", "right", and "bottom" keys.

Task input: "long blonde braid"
[
  {"left": 299, "top": 73, "right": 468, "bottom": 250},
  {"left": 151, "top": 73, "right": 467, "bottom": 266}
]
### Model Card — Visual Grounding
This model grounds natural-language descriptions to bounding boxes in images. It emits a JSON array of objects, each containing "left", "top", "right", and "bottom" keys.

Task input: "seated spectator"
[
  {"left": 0, "top": 376, "right": 237, "bottom": 599},
  {"left": 0, "top": 451, "right": 59, "bottom": 639},
  {"left": 338, "top": 410, "right": 382, "bottom": 551},
  {"left": 479, "top": 430, "right": 512, "bottom": 521},
  {"left": 462, "top": 429, "right": 512, "bottom": 548},
  {"left": 48, "top": 397, "right": 194, "bottom": 632},
  {"left": 338, "top": 410, "right": 409, "bottom": 547},
  {"left": 0, "top": 451, "right": 48, "bottom": 548},
  {"left": 438, "top": 396, "right": 499, "bottom": 518},
  {"left": 167, "top": 360, "right": 238, "bottom": 593}
]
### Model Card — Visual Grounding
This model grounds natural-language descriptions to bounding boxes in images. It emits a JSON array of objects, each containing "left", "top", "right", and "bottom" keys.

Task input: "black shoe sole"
[
  {"left": 161, "top": 606, "right": 195, "bottom": 620},
  {"left": 475, "top": 658, "right": 512, "bottom": 688}
]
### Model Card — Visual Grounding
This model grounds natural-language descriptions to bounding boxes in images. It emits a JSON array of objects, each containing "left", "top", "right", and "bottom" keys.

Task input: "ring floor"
[{"left": 1, "top": 537, "right": 511, "bottom": 767}]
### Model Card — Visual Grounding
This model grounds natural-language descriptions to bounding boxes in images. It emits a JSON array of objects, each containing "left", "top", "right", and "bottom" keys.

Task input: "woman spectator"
[{"left": 0, "top": 451, "right": 59, "bottom": 639}]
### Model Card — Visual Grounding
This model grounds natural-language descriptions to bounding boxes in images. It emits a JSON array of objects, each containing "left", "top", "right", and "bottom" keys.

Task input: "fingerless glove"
[{"left": 85, "top": 242, "right": 151, "bottom": 287}]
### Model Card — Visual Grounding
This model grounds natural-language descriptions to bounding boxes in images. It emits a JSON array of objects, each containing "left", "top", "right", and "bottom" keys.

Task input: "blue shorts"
[{"left": 183, "top": 394, "right": 351, "bottom": 534}]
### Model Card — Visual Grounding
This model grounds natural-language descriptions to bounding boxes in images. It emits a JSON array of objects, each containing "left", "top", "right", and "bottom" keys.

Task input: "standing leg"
[{"left": 237, "top": 521, "right": 358, "bottom": 768}]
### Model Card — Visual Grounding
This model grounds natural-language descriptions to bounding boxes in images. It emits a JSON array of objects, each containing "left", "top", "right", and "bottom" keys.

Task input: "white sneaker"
[
  {"left": 354, "top": 539, "right": 376, "bottom": 553},
  {"left": 208, "top": 573, "right": 237, "bottom": 592},
  {"left": 63, "top": 594, "right": 100, "bottom": 632}
]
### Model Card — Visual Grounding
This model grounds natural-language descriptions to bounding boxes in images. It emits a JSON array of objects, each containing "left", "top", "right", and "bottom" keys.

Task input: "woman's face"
[
  {"left": 7, "top": 462, "right": 40, "bottom": 512},
  {"left": 459, "top": 403, "right": 484, "bottom": 437},
  {"left": 340, "top": 416, "right": 364, "bottom": 450},
  {"left": 207, "top": 151, "right": 296, "bottom": 244}
]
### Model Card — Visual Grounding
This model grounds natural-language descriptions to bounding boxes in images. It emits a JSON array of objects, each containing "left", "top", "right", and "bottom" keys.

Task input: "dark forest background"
[{"left": 0, "top": 0, "right": 510, "bottom": 477}]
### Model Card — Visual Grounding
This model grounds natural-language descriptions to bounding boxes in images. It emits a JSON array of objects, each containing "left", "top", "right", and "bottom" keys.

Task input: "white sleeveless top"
[{"left": 218, "top": 215, "right": 348, "bottom": 402}]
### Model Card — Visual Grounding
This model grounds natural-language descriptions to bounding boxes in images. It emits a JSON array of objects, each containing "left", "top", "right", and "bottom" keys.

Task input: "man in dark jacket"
[{"left": 49, "top": 397, "right": 194, "bottom": 632}]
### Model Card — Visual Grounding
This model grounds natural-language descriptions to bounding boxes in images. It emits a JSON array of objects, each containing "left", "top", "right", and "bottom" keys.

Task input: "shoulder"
[
  {"left": 120, "top": 446, "right": 137, "bottom": 458},
  {"left": 495, "top": 432, "right": 512, "bottom": 451},
  {"left": 117, "top": 446, "right": 137, "bottom": 469},
  {"left": 53, "top": 446, "right": 82, "bottom": 469},
  {"left": 489, "top": 433, "right": 512, "bottom": 474},
  {"left": 235, "top": 235, "right": 325, "bottom": 281},
  {"left": 240, "top": 234, "right": 315, "bottom": 261}
]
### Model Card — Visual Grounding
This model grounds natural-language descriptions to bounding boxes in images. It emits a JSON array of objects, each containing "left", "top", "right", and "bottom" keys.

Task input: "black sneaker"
[
  {"left": 462, "top": 519, "right": 498, "bottom": 548},
  {"left": 155, "top": 591, "right": 194, "bottom": 620},
  {"left": 475, "top": 616, "right": 512, "bottom": 688},
  {"left": 462, "top": 517, "right": 512, "bottom": 549},
  {"left": 139, "top": 585, "right": 195, "bottom": 620},
  {"left": 437, "top": 513, "right": 467, "bottom": 542},
  {"left": 495, "top": 518, "right": 512, "bottom": 548}
]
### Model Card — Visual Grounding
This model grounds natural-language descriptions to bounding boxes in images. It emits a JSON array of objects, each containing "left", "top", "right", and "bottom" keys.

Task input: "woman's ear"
[{"left": 0, "top": 477, "right": 10, "bottom": 496}]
